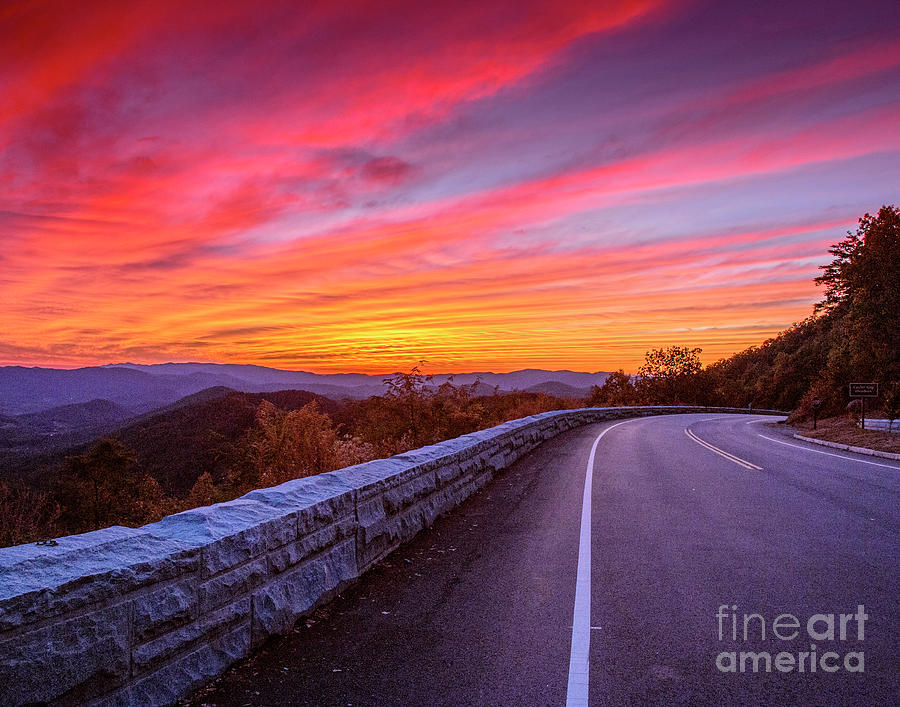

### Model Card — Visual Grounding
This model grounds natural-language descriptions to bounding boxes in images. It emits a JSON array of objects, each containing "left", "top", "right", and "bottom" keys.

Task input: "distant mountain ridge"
[
  {"left": 13, "top": 399, "right": 132, "bottom": 431},
  {"left": 1, "top": 363, "right": 609, "bottom": 417},
  {"left": 112, "top": 389, "right": 340, "bottom": 494},
  {"left": 0, "top": 398, "right": 136, "bottom": 457},
  {"left": 109, "top": 362, "right": 610, "bottom": 391},
  {"left": 0, "top": 366, "right": 254, "bottom": 416},
  {"left": 0, "top": 388, "right": 340, "bottom": 492},
  {"left": 521, "top": 381, "right": 593, "bottom": 398}
]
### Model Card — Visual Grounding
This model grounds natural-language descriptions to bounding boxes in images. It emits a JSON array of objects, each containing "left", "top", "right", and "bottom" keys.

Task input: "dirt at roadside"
[{"left": 790, "top": 415, "right": 900, "bottom": 454}]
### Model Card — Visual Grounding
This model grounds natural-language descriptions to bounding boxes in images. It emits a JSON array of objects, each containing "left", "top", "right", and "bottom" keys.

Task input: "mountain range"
[
  {"left": 0, "top": 363, "right": 609, "bottom": 415},
  {"left": 0, "top": 363, "right": 609, "bottom": 460}
]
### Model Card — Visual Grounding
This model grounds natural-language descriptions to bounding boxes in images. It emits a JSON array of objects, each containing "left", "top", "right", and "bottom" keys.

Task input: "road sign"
[
  {"left": 849, "top": 382, "right": 878, "bottom": 397},
  {"left": 849, "top": 383, "right": 878, "bottom": 430}
]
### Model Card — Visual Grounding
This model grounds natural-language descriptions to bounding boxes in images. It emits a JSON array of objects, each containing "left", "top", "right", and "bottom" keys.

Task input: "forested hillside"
[
  {"left": 709, "top": 205, "right": 899, "bottom": 415},
  {"left": 0, "top": 374, "right": 577, "bottom": 547},
  {"left": 590, "top": 205, "right": 899, "bottom": 417}
]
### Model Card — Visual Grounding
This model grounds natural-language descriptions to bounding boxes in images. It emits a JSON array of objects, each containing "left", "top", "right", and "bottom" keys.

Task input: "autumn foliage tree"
[
  {"left": 636, "top": 346, "right": 703, "bottom": 404},
  {"left": 588, "top": 369, "right": 638, "bottom": 406},
  {"left": 349, "top": 366, "right": 488, "bottom": 454},
  {"left": 815, "top": 205, "right": 900, "bottom": 386},
  {"left": 703, "top": 205, "right": 899, "bottom": 416},
  {"left": 884, "top": 383, "right": 900, "bottom": 429},
  {"left": 231, "top": 400, "right": 336, "bottom": 487},
  {"left": 183, "top": 471, "right": 221, "bottom": 510},
  {"left": 227, "top": 400, "right": 374, "bottom": 493},
  {"left": 51, "top": 439, "right": 167, "bottom": 534},
  {"left": 0, "top": 480, "right": 59, "bottom": 547}
]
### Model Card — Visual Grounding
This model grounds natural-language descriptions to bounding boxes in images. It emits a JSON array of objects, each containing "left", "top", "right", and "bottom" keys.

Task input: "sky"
[{"left": 1, "top": 0, "right": 898, "bottom": 373}]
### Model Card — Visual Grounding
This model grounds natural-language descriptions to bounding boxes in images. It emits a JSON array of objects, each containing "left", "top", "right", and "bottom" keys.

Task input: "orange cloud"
[{"left": 1, "top": 0, "right": 897, "bottom": 373}]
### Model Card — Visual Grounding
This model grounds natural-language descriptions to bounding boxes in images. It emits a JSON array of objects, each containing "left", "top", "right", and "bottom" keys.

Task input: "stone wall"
[{"left": 0, "top": 406, "right": 782, "bottom": 706}]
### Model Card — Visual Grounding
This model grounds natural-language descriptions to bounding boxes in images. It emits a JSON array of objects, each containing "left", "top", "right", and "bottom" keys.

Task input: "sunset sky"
[{"left": 2, "top": 0, "right": 898, "bottom": 373}]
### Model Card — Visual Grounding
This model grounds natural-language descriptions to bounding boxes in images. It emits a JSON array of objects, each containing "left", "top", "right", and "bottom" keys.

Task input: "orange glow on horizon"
[{"left": 2, "top": 1, "right": 898, "bottom": 374}]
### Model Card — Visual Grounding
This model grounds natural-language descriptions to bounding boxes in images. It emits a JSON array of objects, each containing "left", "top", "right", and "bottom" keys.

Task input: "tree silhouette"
[
  {"left": 234, "top": 400, "right": 347, "bottom": 489},
  {"left": 637, "top": 346, "right": 703, "bottom": 404},
  {"left": 52, "top": 438, "right": 165, "bottom": 533},
  {"left": 815, "top": 205, "right": 900, "bottom": 384},
  {"left": 589, "top": 370, "right": 638, "bottom": 406}
]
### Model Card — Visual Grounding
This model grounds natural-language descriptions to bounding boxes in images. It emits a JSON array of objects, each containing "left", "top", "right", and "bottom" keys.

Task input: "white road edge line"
[
  {"left": 758, "top": 434, "right": 900, "bottom": 469},
  {"left": 566, "top": 418, "right": 639, "bottom": 707},
  {"left": 685, "top": 428, "right": 762, "bottom": 470}
]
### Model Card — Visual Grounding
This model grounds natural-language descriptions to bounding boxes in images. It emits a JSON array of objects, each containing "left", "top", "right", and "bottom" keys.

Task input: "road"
[{"left": 186, "top": 413, "right": 899, "bottom": 706}]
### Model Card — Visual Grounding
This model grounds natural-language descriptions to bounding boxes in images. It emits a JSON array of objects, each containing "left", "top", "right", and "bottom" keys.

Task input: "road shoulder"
[{"left": 792, "top": 432, "right": 900, "bottom": 461}]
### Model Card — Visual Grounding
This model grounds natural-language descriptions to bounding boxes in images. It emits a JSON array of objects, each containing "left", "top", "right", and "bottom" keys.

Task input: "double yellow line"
[{"left": 685, "top": 428, "right": 762, "bottom": 470}]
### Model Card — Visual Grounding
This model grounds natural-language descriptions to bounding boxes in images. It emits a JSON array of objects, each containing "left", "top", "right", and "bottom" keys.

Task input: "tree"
[
  {"left": 381, "top": 363, "right": 434, "bottom": 446},
  {"left": 703, "top": 315, "right": 834, "bottom": 411},
  {"left": 885, "top": 383, "right": 900, "bottom": 433},
  {"left": 0, "top": 480, "right": 60, "bottom": 547},
  {"left": 56, "top": 439, "right": 135, "bottom": 530},
  {"left": 815, "top": 205, "right": 900, "bottom": 384},
  {"left": 233, "top": 400, "right": 344, "bottom": 489},
  {"left": 430, "top": 376, "right": 485, "bottom": 440},
  {"left": 52, "top": 438, "right": 166, "bottom": 533},
  {"left": 636, "top": 346, "right": 703, "bottom": 404},
  {"left": 184, "top": 471, "right": 219, "bottom": 509},
  {"left": 588, "top": 370, "right": 638, "bottom": 406},
  {"left": 290, "top": 401, "right": 342, "bottom": 477},
  {"left": 352, "top": 363, "right": 438, "bottom": 454}
]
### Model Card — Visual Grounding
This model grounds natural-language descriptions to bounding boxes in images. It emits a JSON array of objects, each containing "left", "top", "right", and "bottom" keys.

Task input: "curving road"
[{"left": 187, "top": 414, "right": 899, "bottom": 706}]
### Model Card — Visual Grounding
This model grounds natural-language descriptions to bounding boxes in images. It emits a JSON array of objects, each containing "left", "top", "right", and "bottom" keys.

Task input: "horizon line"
[{"left": 0, "top": 361, "right": 621, "bottom": 376}]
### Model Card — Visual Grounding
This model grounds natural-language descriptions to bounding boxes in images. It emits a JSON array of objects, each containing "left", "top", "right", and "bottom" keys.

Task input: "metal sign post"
[{"left": 849, "top": 383, "right": 878, "bottom": 430}]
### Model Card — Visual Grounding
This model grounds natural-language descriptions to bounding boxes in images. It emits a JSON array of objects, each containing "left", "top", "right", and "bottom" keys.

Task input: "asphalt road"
[{"left": 186, "top": 414, "right": 899, "bottom": 706}]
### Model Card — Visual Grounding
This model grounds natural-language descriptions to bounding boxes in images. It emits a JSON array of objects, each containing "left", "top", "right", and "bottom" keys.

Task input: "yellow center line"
[{"left": 684, "top": 428, "right": 762, "bottom": 470}]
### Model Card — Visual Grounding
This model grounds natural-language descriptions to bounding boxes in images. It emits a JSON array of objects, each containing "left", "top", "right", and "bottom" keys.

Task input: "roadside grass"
[{"left": 790, "top": 415, "right": 900, "bottom": 454}]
